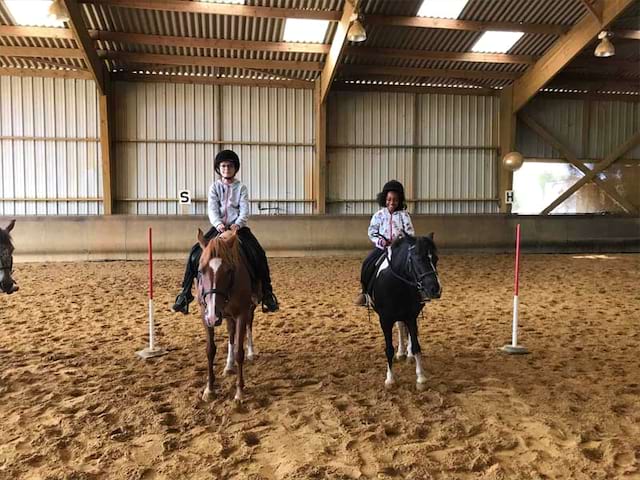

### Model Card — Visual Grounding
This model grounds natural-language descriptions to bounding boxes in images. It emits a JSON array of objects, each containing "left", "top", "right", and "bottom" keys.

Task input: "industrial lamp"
[
  {"left": 48, "top": 0, "right": 70, "bottom": 23},
  {"left": 594, "top": 31, "right": 615, "bottom": 58},
  {"left": 502, "top": 151, "right": 524, "bottom": 171},
  {"left": 347, "top": 14, "right": 367, "bottom": 42}
]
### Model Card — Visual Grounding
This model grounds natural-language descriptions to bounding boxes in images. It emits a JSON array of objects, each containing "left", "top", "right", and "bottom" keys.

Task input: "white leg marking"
[
  {"left": 415, "top": 353, "right": 427, "bottom": 386},
  {"left": 202, "top": 385, "right": 214, "bottom": 402},
  {"left": 395, "top": 323, "right": 406, "bottom": 359},
  {"left": 385, "top": 365, "right": 396, "bottom": 389},
  {"left": 247, "top": 326, "right": 255, "bottom": 361},
  {"left": 224, "top": 340, "right": 235, "bottom": 375}
]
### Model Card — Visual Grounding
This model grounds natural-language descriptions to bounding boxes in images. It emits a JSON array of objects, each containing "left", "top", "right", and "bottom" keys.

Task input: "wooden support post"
[
  {"left": 499, "top": 85, "right": 516, "bottom": 213},
  {"left": 99, "top": 85, "right": 114, "bottom": 214},
  {"left": 314, "top": 79, "right": 327, "bottom": 214}
]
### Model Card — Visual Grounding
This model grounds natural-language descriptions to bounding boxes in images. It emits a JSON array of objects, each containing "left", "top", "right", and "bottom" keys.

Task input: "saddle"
[{"left": 365, "top": 250, "right": 391, "bottom": 297}]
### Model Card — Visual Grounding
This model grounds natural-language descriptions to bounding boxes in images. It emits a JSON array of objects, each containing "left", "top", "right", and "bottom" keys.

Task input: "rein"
[
  {"left": 198, "top": 269, "right": 235, "bottom": 305},
  {"left": 384, "top": 244, "right": 437, "bottom": 290}
]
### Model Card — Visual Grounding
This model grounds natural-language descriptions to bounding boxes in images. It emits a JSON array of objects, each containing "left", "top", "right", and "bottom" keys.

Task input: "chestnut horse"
[{"left": 196, "top": 229, "right": 258, "bottom": 403}]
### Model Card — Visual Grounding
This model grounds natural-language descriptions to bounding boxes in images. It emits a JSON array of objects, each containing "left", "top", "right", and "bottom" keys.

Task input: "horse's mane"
[
  {"left": 200, "top": 234, "right": 241, "bottom": 269},
  {"left": 392, "top": 234, "right": 437, "bottom": 254}
]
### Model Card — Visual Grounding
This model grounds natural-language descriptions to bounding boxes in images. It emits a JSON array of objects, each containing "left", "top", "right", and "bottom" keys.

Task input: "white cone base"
[
  {"left": 501, "top": 344, "right": 529, "bottom": 355},
  {"left": 136, "top": 347, "right": 168, "bottom": 359}
]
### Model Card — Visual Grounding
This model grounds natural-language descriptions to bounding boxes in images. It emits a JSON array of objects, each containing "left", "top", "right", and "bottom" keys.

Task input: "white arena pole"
[
  {"left": 501, "top": 224, "right": 529, "bottom": 355},
  {"left": 137, "top": 227, "right": 167, "bottom": 359}
]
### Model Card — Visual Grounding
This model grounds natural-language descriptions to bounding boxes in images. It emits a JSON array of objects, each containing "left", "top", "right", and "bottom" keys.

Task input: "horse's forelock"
[
  {"left": 206, "top": 236, "right": 241, "bottom": 269},
  {"left": 416, "top": 235, "right": 437, "bottom": 255}
]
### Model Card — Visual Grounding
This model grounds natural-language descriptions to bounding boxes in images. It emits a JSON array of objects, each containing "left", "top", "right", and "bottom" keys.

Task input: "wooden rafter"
[
  {"left": 318, "top": 0, "right": 357, "bottom": 105},
  {"left": 347, "top": 47, "right": 537, "bottom": 65},
  {"left": 0, "top": 67, "right": 93, "bottom": 80},
  {"left": 342, "top": 65, "right": 520, "bottom": 81},
  {"left": 579, "top": 0, "right": 602, "bottom": 23},
  {"left": 62, "top": 0, "right": 106, "bottom": 94},
  {"left": 540, "top": 129, "right": 640, "bottom": 214},
  {"left": 78, "top": 0, "right": 341, "bottom": 21},
  {"left": 0, "top": 47, "right": 84, "bottom": 59},
  {"left": 334, "top": 82, "right": 495, "bottom": 96},
  {"left": 519, "top": 112, "right": 638, "bottom": 214},
  {"left": 111, "top": 72, "right": 313, "bottom": 89},
  {"left": 512, "top": 0, "right": 635, "bottom": 113},
  {"left": 0, "top": 25, "right": 75, "bottom": 39},
  {"left": 365, "top": 15, "right": 567, "bottom": 36},
  {"left": 99, "top": 51, "right": 323, "bottom": 71},
  {"left": 89, "top": 31, "right": 330, "bottom": 54},
  {"left": 613, "top": 29, "right": 640, "bottom": 39}
]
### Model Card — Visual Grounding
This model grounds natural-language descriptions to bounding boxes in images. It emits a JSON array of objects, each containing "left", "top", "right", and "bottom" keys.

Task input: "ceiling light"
[
  {"left": 471, "top": 31, "right": 524, "bottom": 53},
  {"left": 594, "top": 31, "right": 615, "bottom": 57},
  {"left": 347, "top": 15, "right": 367, "bottom": 42},
  {"left": 417, "top": 0, "right": 469, "bottom": 19}
]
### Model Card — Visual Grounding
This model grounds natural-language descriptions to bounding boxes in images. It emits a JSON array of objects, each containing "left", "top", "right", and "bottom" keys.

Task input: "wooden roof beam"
[
  {"left": 579, "top": 0, "right": 603, "bottom": 23},
  {"left": 79, "top": 0, "right": 341, "bottom": 21},
  {"left": 99, "top": 51, "right": 323, "bottom": 71},
  {"left": 0, "top": 46, "right": 84, "bottom": 58},
  {"left": 318, "top": 0, "right": 357, "bottom": 105},
  {"left": 111, "top": 72, "right": 313, "bottom": 89},
  {"left": 342, "top": 64, "right": 519, "bottom": 81},
  {"left": 0, "top": 67, "right": 93, "bottom": 80},
  {"left": 511, "top": 0, "right": 635, "bottom": 112},
  {"left": 88, "top": 31, "right": 330, "bottom": 54},
  {"left": 62, "top": 0, "right": 107, "bottom": 94},
  {"left": 613, "top": 29, "right": 640, "bottom": 39},
  {"left": 364, "top": 15, "right": 567, "bottom": 36},
  {"left": 347, "top": 46, "right": 537, "bottom": 65},
  {"left": 0, "top": 25, "right": 75, "bottom": 39}
]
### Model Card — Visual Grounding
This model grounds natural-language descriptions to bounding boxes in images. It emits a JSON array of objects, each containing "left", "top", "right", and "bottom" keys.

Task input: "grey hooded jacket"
[{"left": 207, "top": 179, "right": 250, "bottom": 229}]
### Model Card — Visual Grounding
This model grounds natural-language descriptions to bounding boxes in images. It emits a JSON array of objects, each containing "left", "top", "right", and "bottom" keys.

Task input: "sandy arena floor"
[{"left": 0, "top": 253, "right": 639, "bottom": 480}]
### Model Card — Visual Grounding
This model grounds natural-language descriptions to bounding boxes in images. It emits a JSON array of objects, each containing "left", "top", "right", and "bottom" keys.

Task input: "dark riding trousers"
[
  {"left": 179, "top": 226, "right": 273, "bottom": 295},
  {"left": 361, "top": 247, "right": 386, "bottom": 295}
]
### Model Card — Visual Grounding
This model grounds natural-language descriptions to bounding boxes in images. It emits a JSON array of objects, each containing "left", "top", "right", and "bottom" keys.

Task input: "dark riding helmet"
[
  {"left": 377, "top": 180, "right": 407, "bottom": 210},
  {"left": 214, "top": 150, "right": 240, "bottom": 175}
]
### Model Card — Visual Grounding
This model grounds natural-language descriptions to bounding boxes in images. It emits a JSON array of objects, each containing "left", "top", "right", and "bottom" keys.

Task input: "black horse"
[
  {"left": 0, "top": 219, "right": 18, "bottom": 294},
  {"left": 367, "top": 234, "right": 441, "bottom": 389}
]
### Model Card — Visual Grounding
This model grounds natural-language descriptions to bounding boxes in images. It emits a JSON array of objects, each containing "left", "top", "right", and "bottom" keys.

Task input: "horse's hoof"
[
  {"left": 247, "top": 353, "right": 255, "bottom": 362},
  {"left": 406, "top": 354, "right": 415, "bottom": 362},
  {"left": 224, "top": 367, "right": 235, "bottom": 376},
  {"left": 395, "top": 352, "right": 406, "bottom": 360},
  {"left": 202, "top": 388, "right": 215, "bottom": 402},
  {"left": 384, "top": 379, "right": 396, "bottom": 390},
  {"left": 234, "top": 391, "right": 244, "bottom": 403},
  {"left": 416, "top": 382, "right": 427, "bottom": 392}
]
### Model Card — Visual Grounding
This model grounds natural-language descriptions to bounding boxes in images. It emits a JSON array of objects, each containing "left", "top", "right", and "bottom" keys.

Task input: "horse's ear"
[
  {"left": 197, "top": 228, "right": 206, "bottom": 249},
  {"left": 6, "top": 219, "right": 15, "bottom": 232},
  {"left": 427, "top": 232, "right": 434, "bottom": 240}
]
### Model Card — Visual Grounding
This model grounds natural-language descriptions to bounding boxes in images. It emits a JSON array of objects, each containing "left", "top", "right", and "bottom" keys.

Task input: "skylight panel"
[
  {"left": 283, "top": 19, "right": 330, "bottom": 43},
  {"left": 4, "top": 0, "right": 64, "bottom": 27},
  {"left": 417, "top": 0, "right": 469, "bottom": 19},
  {"left": 471, "top": 31, "right": 524, "bottom": 53}
]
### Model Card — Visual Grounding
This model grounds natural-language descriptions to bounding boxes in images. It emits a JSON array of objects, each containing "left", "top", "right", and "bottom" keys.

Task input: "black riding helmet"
[
  {"left": 377, "top": 180, "right": 407, "bottom": 210},
  {"left": 214, "top": 150, "right": 240, "bottom": 176}
]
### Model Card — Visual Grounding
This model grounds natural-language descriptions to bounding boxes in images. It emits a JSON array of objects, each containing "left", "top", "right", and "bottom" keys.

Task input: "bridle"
[
  {"left": 384, "top": 242, "right": 438, "bottom": 294},
  {"left": 197, "top": 268, "right": 235, "bottom": 306}
]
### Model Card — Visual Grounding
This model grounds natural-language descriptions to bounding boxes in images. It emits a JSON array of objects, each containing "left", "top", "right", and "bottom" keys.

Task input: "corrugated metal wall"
[
  {"left": 327, "top": 91, "right": 500, "bottom": 214},
  {"left": 0, "top": 76, "right": 102, "bottom": 215},
  {"left": 517, "top": 97, "right": 640, "bottom": 160},
  {"left": 114, "top": 82, "right": 315, "bottom": 215}
]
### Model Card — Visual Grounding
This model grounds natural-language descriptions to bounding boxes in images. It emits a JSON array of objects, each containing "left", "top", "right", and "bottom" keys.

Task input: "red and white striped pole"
[
  {"left": 502, "top": 224, "right": 529, "bottom": 354},
  {"left": 137, "top": 227, "right": 167, "bottom": 359}
]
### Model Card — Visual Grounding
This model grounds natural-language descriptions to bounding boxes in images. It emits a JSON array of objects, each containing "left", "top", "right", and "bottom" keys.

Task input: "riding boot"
[
  {"left": 171, "top": 243, "right": 200, "bottom": 314},
  {"left": 353, "top": 292, "right": 367, "bottom": 306},
  {"left": 262, "top": 283, "right": 279, "bottom": 312}
]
